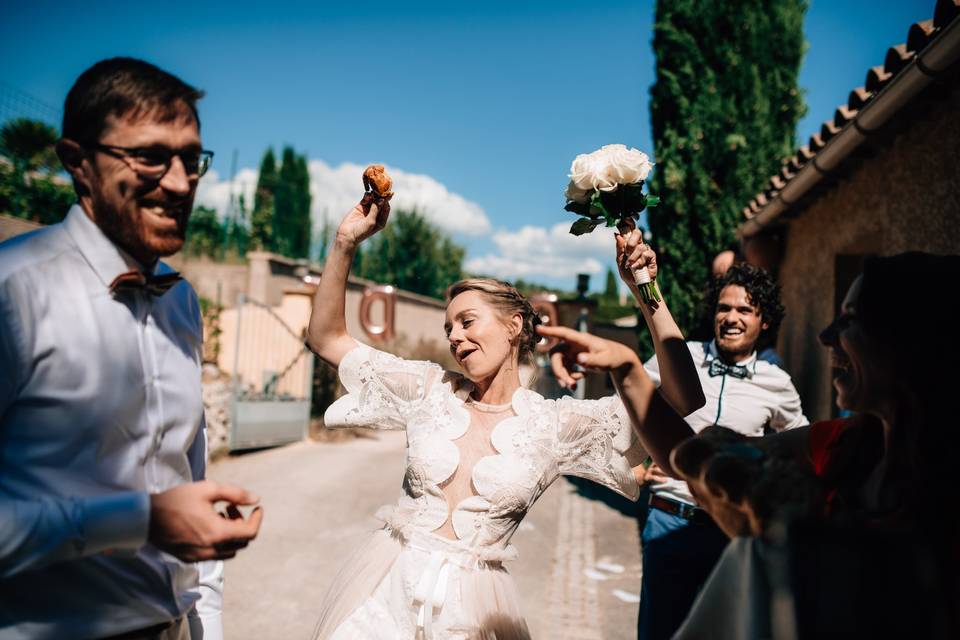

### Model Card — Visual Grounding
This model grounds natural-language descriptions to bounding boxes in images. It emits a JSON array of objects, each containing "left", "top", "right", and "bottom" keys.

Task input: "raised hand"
[
  {"left": 335, "top": 197, "right": 391, "bottom": 249},
  {"left": 615, "top": 219, "right": 658, "bottom": 290},
  {"left": 540, "top": 324, "right": 640, "bottom": 389},
  {"left": 148, "top": 480, "right": 263, "bottom": 562}
]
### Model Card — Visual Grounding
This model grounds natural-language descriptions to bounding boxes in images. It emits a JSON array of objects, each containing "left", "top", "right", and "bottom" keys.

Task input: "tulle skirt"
[{"left": 312, "top": 526, "right": 531, "bottom": 640}]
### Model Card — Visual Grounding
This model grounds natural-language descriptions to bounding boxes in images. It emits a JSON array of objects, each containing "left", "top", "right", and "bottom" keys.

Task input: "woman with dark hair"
[{"left": 545, "top": 251, "right": 960, "bottom": 638}]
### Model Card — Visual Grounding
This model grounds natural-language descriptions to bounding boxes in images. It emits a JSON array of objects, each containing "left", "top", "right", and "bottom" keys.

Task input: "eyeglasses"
[{"left": 86, "top": 142, "right": 214, "bottom": 179}]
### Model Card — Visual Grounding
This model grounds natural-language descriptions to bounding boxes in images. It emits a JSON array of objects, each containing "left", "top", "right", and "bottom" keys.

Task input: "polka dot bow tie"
[
  {"left": 707, "top": 359, "right": 751, "bottom": 379},
  {"left": 109, "top": 270, "right": 183, "bottom": 297}
]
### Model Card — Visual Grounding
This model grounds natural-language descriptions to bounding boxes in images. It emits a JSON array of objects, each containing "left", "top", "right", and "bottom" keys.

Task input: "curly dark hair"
[{"left": 702, "top": 262, "right": 784, "bottom": 351}]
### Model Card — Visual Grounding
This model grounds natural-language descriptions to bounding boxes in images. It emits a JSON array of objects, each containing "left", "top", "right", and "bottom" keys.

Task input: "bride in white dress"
[{"left": 306, "top": 196, "right": 700, "bottom": 639}]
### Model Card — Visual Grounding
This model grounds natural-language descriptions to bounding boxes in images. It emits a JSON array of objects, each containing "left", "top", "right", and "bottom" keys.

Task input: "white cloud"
[
  {"left": 308, "top": 160, "right": 491, "bottom": 236},
  {"left": 465, "top": 222, "right": 618, "bottom": 281},
  {"left": 194, "top": 168, "right": 258, "bottom": 219},
  {"left": 193, "top": 160, "right": 491, "bottom": 237}
]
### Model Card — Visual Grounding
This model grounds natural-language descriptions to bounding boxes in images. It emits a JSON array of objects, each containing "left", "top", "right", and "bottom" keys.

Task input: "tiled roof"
[{"left": 739, "top": 0, "right": 960, "bottom": 235}]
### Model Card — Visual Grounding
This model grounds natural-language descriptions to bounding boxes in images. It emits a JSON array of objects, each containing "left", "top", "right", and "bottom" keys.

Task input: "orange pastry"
[{"left": 363, "top": 165, "right": 394, "bottom": 200}]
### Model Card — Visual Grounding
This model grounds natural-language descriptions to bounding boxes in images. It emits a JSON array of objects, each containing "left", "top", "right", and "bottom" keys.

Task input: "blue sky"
[{"left": 0, "top": 0, "right": 935, "bottom": 290}]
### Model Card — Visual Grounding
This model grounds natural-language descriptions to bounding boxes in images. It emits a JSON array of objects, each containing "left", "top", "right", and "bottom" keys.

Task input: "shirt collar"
[
  {"left": 704, "top": 339, "right": 758, "bottom": 369},
  {"left": 63, "top": 205, "right": 173, "bottom": 288}
]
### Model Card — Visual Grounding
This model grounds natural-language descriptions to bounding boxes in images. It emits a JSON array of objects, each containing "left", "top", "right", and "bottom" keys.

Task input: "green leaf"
[
  {"left": 646, "top": 195, "right": 660, "bottom": 207},
  {"left": 564, "top": 200, "right": 594, "bottom": 217},
  {"left": 591, "top": 191, "right": 619, "bottom": 227},
  {"left": 570, "top": 218, "right": 602, "bottom": 236}
]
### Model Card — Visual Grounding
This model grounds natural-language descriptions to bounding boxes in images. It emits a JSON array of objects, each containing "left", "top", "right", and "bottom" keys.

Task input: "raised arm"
[
  {"left": 306, "top": 197, "right": 390, "bottom": 368},
  {"left": 538, "top": 325, "right": 695, "bottom": 477},
  {"left": 615, "top": 222, "right": 705, "bottom": 416}
]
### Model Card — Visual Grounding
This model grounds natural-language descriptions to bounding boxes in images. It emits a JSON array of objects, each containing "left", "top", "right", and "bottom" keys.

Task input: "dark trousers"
[{"left": 637, "top": 505, "right": 730, "bottom": 640}]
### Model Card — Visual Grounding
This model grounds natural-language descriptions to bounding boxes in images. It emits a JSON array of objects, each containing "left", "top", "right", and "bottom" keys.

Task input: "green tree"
[
  {"left": 250, "top": 148, "right": 277, "bottom": 250},
  {"left": 647, "top": 0, "right": 806, "bottom": 336},
  {"left": 256, "top": 146, "right": 312, "bottom": 259},
  {"left": 224, "top": 193, "right": 250, "bottom": 258},
  {"left": 317, "top": 209, "right": 333, "bottom": 262},
  {"left": 273, "top": 146, "right": 297, "bottom": 257},
  {"left": 293, "top": 154, "right": 312, "bottom": 259},
  {"left": 602, "top": 267, "right": 619, "bottom": 304},
  {"left": 355, "top": 209, "right": 465, "bottom": 299},
  {"left": 184, "top": 205, "right": 222, "bottom": 257},
  {"left": 0, "top": 118, "right": 73, "bottom": 221}
]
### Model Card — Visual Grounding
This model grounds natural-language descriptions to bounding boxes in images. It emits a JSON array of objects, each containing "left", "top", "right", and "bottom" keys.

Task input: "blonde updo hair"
[{"left": 445, "top": 278, "right": 541, "bottom": 365}]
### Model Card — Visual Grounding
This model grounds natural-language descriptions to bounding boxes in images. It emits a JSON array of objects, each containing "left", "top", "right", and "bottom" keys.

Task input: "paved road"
[{"left": 209, "top": 432, "right": 643, "bottom": 639}]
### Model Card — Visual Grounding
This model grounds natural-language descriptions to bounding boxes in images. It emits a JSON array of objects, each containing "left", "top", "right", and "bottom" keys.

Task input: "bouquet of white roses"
[{"left": 564, "top": 144, "right": 661, "bottom": 302}]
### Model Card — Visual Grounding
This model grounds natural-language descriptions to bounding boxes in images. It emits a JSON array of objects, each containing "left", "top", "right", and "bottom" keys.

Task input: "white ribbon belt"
[
  {"left": 376, "top": 504, "right": 519, "bottom": 639},
  {"left": 413, "top": 550, "right": 451, "bottom": 640}
]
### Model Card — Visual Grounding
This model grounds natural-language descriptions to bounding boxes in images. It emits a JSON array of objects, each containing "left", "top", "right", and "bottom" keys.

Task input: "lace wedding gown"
[{"left": 313, "top": 345, "right": 643, "bottom": 639}]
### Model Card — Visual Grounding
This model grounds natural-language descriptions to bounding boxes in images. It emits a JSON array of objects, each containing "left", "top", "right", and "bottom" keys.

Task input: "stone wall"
[{"left": 778, "top": 90, "right": 960, "bottom": 421}]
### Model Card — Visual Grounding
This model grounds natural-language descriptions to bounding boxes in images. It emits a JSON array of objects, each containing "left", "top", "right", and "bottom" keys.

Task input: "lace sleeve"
[
  {"left": 554, "top": 395, "right": 644, "bottom": 500},
  {"left": 323, "top": 344, "right": 443, "bottom": 430}
]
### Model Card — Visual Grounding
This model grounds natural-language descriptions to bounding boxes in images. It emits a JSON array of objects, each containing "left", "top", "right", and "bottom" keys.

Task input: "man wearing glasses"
[{"left": 0, "top": 58, "right": 262, "bottom": 639}]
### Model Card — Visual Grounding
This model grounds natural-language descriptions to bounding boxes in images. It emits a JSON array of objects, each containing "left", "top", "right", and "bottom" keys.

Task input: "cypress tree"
[
  {"left": 603, "top": 267, "right": 619, "bottom": 304},
  {"left": 293, "top": 154, "right": 312, "bottom": 260},
  {"left": 271, "top": 146, "right": 312, "bottom": 260},
  {"left": 647, "top": 0, "right": 806, "bottom": 336},
  {"left": 250, "top": 148, "right": 277, "bottom": 250},
  {"left": 273, "top": 146, "right": 297, "bottom": 257}
]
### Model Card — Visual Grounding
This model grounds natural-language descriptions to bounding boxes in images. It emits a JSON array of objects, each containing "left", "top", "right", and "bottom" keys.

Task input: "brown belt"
[{"left": 649, "top": 494, "right": 713, "bottom": 525}]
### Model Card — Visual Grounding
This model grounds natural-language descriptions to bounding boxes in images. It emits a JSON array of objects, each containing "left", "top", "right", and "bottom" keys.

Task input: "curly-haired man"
[
  {"left": 547, "top": 236, "right": 809, "bottom": 639},
  {"left": 636, "top": 262, "right": 808, "bottom": 640}
]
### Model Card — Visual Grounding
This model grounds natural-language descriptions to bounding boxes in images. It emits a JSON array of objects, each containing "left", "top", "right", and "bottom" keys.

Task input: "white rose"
[
  {"left": 564, "top": 180, "right": 591, "bottom": 204},
  {"left": 602, "top": 145, "right": 653, "bottom": 184},
  {"left": 569, "top": 153, "right": 596, "bottom": 191},
  {"left": 587, "top": 149, "right": 618, "bottom": 192},
  {"left": 624, "top": 147, "right": 653, "bottom": 182}
]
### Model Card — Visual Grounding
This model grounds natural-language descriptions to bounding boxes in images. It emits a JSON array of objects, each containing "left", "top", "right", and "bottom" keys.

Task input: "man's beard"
[
  {"left": 715, "top": 334, "right": 757, "bottom": 363},
  {"left": 91, "top": 186, "right": 190, "bottom": 264}
]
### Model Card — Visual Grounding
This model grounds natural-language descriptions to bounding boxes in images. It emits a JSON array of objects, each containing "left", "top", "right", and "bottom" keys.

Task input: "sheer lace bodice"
[
  {"left": 430, "top": 403, "right": 508, "bottom": 539},
  {"left": 325, "top": 344, "right": 643, "bottom": 552}
]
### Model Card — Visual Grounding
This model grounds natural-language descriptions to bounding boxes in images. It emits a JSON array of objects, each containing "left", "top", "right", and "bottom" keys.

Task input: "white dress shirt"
[
  {"left": 0, "top": 206, "right": 222, "bottom": 639},
  {"left": 644, "top": 340, "right": 808, "bottom": 505}
]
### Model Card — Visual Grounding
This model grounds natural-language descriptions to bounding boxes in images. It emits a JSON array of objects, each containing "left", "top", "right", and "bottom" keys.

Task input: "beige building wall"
[
  {"left": 166, "top": 254, "right": 249, "bottom": 307},
  {"left": 179, "top": 250, "right": 452, "bottom": 395},
  {"left": 777, "top": 91, "right": 960, "bottom": 421},
  {"left": 342, "top": 280, "right": 449, "bottom": 358}
]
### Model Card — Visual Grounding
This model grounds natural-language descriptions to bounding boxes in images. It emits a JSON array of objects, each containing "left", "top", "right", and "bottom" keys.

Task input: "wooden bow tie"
[{"left": 109, "top": 270, "right": 183, "bottom": 296}]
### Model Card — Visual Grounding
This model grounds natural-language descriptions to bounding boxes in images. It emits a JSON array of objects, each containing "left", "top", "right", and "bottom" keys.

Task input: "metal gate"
[{"left": 228, "top": 293, "right": 314, "bottom": 451}]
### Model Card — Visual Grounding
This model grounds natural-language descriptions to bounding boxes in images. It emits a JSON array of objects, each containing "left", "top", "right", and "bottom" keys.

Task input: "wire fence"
[{"left": 0, "top": 81, "right": 61, "bottom": 131}]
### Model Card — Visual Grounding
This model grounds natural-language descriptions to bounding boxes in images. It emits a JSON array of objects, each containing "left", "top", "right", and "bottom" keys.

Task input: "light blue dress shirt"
[
  {"left": 644, "top": 340, "right": 809, "bottom": 505},
  {"left": 0, "top": 205, "right": 220, "bottom": 639}
]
